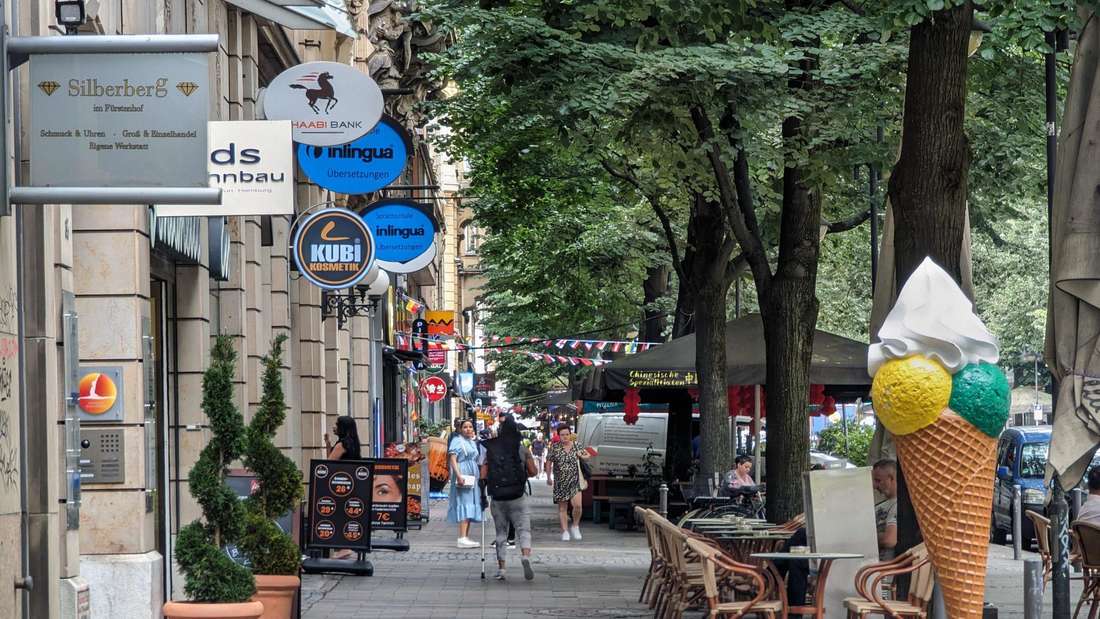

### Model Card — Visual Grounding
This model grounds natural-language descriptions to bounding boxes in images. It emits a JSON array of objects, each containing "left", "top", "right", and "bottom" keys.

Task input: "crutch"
[{"left": 481, "top": 495, "right": 489, "bottom": 580}]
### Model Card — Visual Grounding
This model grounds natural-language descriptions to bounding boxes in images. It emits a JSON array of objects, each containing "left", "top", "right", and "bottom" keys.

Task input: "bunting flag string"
[{"left": 394, "top": 331, "right": 661, "bottom": 354}]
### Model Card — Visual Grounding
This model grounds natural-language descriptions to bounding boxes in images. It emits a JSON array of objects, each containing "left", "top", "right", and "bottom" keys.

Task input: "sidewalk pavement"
[
  {"left": 301, "top": 480, "right": 1081, "bottom": 618},
  {"left": 302, "top": 479, "right": 653, "bottom": 619}
]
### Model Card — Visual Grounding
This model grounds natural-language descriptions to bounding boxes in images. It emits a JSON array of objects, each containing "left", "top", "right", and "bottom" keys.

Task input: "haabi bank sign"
[{"left": 263, "top": 61, "right": 383, "bottom": 146}]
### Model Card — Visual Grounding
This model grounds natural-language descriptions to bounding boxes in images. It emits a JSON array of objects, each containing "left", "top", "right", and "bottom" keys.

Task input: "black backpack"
[{"left": 484, "top": 438, "right": 526, "bottom": 501}]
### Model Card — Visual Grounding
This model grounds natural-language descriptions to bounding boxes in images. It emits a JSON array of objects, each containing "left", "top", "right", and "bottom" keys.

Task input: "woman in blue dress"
[{"left": 447, "top": 419, "right": 483, "bottom": 548}]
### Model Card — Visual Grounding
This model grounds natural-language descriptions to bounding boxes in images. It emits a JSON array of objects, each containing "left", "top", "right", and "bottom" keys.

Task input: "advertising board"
[
  {"left": 264, "top": 61, "right": 383, "bottom": 146},
  {"left": 307, "top": 459, "right": 375, "bottom": 550},
  {"left": 30, "top": 52, "right": 210, "bottom": 187},
  {"left": 296, "top": 115, "right": 411, "bottom": 194},
  {"left": 156, "top": 120, "right": 294, "bottom": 216},
  {"left": 292, "top": 208, "right": 376, "bottom": 290},
  {"left": 358, "top": 200, "right": 438, "bottom": 274}
]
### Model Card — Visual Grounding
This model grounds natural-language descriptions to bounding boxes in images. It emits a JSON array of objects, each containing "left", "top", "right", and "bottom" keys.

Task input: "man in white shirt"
[{"left": 1077, "top": 466, "right": 1100, "bottom": 526}]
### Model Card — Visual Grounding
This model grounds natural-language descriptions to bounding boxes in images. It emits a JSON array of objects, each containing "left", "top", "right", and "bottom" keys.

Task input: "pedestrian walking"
[
  {"left": 447, "top": 419, "right": 483, "bottom": 548},
  {"left": 481, "top": 416, "right": 538, "bottom": 581},
  {"left": 531, "top": 435, "right": 546, "bottom": 479},
  {"left": 324, "top": 416, "right": 362, "bottom": 559},
  {"left": 545, "top": 424, "right": 591, "bottom": 541}
]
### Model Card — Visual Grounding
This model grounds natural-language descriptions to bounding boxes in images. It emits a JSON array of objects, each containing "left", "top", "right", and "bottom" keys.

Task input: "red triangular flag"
[
  {"left": 597, "top": 341, "right": 608, "bottom": 351},
  {"left": 504, "top": 336, "right": 513, "bottom": 344},
  {"left": 580, "top": 358, "right": 593, "bottom": 366}
]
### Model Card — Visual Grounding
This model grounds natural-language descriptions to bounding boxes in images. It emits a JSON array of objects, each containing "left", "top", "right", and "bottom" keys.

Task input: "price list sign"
[{"left": 307, "top": 459, "right": 375, "bottom": 551}]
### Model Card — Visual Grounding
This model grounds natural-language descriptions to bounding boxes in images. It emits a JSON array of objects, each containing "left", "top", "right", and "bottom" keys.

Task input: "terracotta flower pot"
[
  {"left": 251, "top": 575, "right": 300, "bottom": 619},
  {"left": 162, "top": 601, "right": 264, "bottom": 619}
]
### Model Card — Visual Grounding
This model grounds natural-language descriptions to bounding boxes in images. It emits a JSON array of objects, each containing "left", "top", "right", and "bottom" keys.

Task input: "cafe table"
[{"left": 751, "top": 552, "right": 863, "bottom": 619}]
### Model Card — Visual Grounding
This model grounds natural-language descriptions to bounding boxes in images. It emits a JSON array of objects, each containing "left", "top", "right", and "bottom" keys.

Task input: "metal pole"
[
  {"left": 1046, "top": 27, "right": 1071, "bottom": 619},
  {"left": 1013, "top": 484, "right": 1023, "bottom": 560},
  {"left": 1024, "top": 558, "right": 1044, "bottom": 618},
  {"left": 658, "top": 483, "right": 669, "bottom": 518},
  {"left": 1073, "top": 488, "right": 1084, "bottom": 521},
  {"left": 753, "top": 385, "right": 762, "bottom": 485}
]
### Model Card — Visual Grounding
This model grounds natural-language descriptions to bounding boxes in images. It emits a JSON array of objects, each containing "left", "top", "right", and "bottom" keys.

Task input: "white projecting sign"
[
  {"left": 157, "top": 120, "right": 294, "bottom": 216},
  {"left": 262, "top": 61, "right": 383, "bottom": 146},
  {"left": 30, "top": 53, "right": 209, "bottom": 187}
]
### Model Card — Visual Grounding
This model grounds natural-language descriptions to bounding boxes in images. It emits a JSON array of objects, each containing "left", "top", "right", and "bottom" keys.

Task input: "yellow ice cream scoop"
[{"left": 871, "top": 355, "right": 953, "bottom": 435}]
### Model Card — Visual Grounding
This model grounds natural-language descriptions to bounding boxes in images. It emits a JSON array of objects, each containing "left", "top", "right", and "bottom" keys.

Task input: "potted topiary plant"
[
  {"left": 238, "top": 335, "right": 303, "bottom": 619},
  {"left": 164, "top": 336, "right": 263, "bottom": 619}
]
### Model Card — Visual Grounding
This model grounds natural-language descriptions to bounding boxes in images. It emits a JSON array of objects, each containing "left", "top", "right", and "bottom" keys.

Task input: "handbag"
[
  {"left": 459, "top": 474, "right": 476, "bottom": 488},
  {"left": 575, "top": 451, "right": 590, "bottom": 492}
]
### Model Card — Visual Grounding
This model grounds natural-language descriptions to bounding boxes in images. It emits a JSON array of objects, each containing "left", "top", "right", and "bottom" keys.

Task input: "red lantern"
[
  {"left": 624, "top": 388, "right": 641, "bottom": 425},
  {"left": 687, "top": 388, "right": 700, "bottom": 402},
  {"left": 821, "top": 396, "right": 836, "bottom": 416}
]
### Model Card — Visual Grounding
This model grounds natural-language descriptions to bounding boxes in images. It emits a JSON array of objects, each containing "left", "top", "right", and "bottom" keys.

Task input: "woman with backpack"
[{"left": 481, "top": 416, "right": 538, "bottom": 581}]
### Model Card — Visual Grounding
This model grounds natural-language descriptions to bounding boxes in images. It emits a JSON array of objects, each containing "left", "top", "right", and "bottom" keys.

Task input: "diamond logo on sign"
[
  {"left": 263, "top": 61, "right": 383, "bottom": 147},
  {"left": 38, "top": 81, "right": 59, "bottom": 96},
  {"left": 176, "top": 81, "right": 199, "bottom": 96}
]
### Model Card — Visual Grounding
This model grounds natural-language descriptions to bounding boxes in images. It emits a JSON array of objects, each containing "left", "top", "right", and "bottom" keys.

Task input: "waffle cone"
[{"left": 895, "top": 410, "right": 996, "bottom": 619}]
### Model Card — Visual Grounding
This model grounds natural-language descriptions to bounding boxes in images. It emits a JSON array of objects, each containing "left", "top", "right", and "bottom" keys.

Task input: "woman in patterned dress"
[
  {"left": 447, "top": 419, "right": 483, "bottom": 548},
  {"left": 545, "top": 425, "right": 591, "bottom": 541}
]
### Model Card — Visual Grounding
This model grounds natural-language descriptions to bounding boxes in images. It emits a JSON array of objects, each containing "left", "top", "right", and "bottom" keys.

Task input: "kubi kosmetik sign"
[
  {"left": 157, "top": 120, "right": 294, "bottom": 216},
  {"left": 263, "top": 61, "right": 383, "bottom": 146},
  {"left": 296, "top": 115, "right": 412, "bottom": 194},
  {"left": 292, "top": 209, "right": 376, "bottom": 290},
  {"left": 30, "top": 53, "right": 209, "bottom": 187}
]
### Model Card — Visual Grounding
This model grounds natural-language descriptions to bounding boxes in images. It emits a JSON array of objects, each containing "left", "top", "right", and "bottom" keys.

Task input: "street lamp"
[{"left": 55, "top": 0, "right": 86, "bottom": 35}]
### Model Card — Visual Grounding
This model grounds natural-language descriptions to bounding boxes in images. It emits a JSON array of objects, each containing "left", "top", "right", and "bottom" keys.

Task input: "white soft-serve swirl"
[{"left": 868, "top": 257, "right": 1000, "bottom": 377}]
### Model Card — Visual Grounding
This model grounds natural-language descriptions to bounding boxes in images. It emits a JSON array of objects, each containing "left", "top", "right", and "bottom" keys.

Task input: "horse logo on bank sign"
[{"left": 290, "top": 72, "right": 338, "bottom": 115}]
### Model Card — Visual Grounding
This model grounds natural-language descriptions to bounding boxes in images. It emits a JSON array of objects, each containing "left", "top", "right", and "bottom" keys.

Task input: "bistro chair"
[
  {"left": 776, "top": 513, "right": 806, "bottom": 533},
  {"left": 1025, "top": 510, "right": 1053, "bottom": 585},
  {"left": 685, "top": 537, "right": 784, "bottom": 618},
  {"left": 637, "top": 507, "right": 667, "bottom": 607},
  {"left": 654, "top": 518, "right": 710, "bottom": 619},
  {"left": 1071, "top": 521, "right": 1100, "bottom": 618},
  {"left": 843, "top": 544, "right": 933, "bottom": 619}
]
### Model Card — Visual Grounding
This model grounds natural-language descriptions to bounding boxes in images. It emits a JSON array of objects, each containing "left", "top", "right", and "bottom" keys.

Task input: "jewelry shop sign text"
[{"left": 30, "top": 53, "right": 209, "bottom": 187}]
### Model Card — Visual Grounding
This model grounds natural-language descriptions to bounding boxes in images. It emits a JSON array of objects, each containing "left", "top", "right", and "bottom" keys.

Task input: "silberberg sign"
[
  {"left": 30, "top": 53, "right": 209, "bottom": 187},
  {"left": 292, "top": 209, "right": 376, "bottom": 290},
  {"left": 263, "top": 61, "right": 383, "bottom": 146},
  {"left": 157, "top": 120, "right": 294, "bottom": 216},
  {"left": 296, "top": 115, "right": 411, "bottom": 194},
  {"left": 359, "top": 200, "right": 437, "bottom": 274}
]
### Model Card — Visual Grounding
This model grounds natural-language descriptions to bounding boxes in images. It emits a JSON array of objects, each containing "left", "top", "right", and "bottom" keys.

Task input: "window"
[
  {"left": 1019, "top": 442, "right": 1048, "bottom": 478},
  {"left": 463, "top": 222, "right": 480, "bottom": 255}
]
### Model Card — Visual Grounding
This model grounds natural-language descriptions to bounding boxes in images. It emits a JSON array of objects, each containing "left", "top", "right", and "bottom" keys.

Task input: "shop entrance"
[{"left": 149, "top": 278, "right": 172, "bottom": 597}]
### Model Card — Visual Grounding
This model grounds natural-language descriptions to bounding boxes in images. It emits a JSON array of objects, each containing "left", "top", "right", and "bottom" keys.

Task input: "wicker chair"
[
  {"left": 1025, "top": 510, "right": 1053, "bottom": 585},
  {"left": 686, "top": 537, "right": 784, "bottom": 618},
  {"left": 637, "top": 506, "right": 664, "bottom": 607},
  {"left": 842, "top": 544, "right": 934, "bottom": 619},
  {"left": 654, "top": 517, "right": 709, "bottom": 619},
  {"left": 1072, "top": 521, "right": 1100, "bottom": 618}
]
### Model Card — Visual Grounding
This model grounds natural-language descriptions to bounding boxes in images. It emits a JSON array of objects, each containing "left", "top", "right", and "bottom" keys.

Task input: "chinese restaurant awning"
[{"left": 602, "top": 313, "right": 871, "bottom": 393}]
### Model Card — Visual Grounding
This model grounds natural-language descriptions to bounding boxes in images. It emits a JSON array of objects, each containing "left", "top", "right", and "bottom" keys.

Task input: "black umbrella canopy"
[{"left": 602, "top": 314, "right": 870, "bottom": 391}]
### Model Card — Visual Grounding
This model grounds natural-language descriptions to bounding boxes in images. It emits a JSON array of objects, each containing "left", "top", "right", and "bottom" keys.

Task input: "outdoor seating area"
[{"left": 635, "top": 507, "right": 937, "bottom": 618}]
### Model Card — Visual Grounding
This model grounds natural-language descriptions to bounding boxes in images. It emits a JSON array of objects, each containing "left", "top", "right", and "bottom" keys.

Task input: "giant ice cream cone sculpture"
[{"left": 868, "top": 258, "right": 1010, "bottom": 619}]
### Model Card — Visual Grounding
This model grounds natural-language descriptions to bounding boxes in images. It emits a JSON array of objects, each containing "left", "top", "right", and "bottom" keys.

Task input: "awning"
[
  {"left": 226, "top": 0, "right": 357, "bottom": 38},
  {"left": 602, "top": 313, "right": 871, "bottom": 392}
]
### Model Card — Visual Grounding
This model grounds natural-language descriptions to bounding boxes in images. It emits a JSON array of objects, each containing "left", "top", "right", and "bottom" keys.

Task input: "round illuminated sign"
[
  {"left": 264, "top": 62, "right": 383, "bottom": 146},
  {"left": 78, "top": 372, "right": 118, "bottom": 415},
  {"left": 421, "top": 376, "right": 448, "bottom": 403},
  {"left": 292, "top": 208, "right": 375, "bottom": 290},
  {"left": 296, "top": 116, "right": 411, "bottom": 194},
  {"left": 359, "top": 200, "right": 437, "bottom": 273}
]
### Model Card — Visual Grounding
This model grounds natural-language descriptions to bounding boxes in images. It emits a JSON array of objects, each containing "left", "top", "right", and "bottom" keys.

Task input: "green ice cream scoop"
[{"left": 948, "top": 362, "right": 1011, "bottom": 437}]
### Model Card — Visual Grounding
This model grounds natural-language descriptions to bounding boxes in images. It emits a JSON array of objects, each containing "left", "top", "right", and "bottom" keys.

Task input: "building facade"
[{"left": 1, "top": 1, "right": 449, "bottom": 617}]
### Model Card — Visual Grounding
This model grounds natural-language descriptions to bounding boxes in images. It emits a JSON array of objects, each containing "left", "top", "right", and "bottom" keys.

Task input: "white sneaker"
[
  {"left": 560, "top": 530, "right": 570, "bottom": 542},
  {"left": 494, "top": 569, "right": 506, "bottom": 581},
  {"left": 570, "top": 526, "right": 582, "bottom": 540},
  {"left": 457, "top": 537, "right": 480, "bottom": 548}
]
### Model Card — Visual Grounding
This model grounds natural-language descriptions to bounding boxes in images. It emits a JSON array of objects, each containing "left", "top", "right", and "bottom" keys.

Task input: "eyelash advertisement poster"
[{"left": 363, "top": 458, "right": 409, "bottom": 531}]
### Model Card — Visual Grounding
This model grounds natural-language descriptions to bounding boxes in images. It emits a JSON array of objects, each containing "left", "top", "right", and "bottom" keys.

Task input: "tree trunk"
[
  {"left": 641, "top": 265, "right": 669, "bottom": 342},
  {"left": 665, "top": 390, "right": 695, "bottom": 481},
  {"left": 693, "top": 196, "right": 734, "bottom": 482},
  {"left": 886, "top": 1, "right": 973, "bottom": 560},
  {"left": 758, "top": 5, "right": 823, "bottom": 523}
]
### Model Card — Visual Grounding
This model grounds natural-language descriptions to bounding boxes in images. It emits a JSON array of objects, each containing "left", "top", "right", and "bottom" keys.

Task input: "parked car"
[{"left": 991, "top": 426, "right": 1051, "bottom": 547}]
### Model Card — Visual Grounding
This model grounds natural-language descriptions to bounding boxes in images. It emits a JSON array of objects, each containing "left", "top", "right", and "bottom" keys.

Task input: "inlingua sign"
[
  {"left": 359, "top": 200, "right": 438, "bottom": 273},
  {"left": 296, "top": 116, "right": 411, "bottom": 194}
]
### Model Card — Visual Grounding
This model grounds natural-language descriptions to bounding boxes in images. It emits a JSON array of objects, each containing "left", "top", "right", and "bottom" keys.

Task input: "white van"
[{"left": 575, "top": 412, "right": 667, "bottom": 476}]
